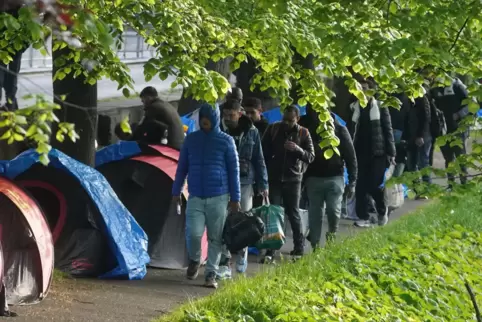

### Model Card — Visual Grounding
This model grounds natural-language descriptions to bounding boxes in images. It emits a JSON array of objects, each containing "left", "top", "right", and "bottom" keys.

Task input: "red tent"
[
  {"left": 0, "top": 176, "right": 54, "bottom": 306},
  {"left": 97, "top": 144, "right": 208, "bottom": 269}
]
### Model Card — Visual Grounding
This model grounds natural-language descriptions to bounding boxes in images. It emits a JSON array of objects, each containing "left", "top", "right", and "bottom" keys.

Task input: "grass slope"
[{"left": 160, "top": 194, "right": 482, "bottom": 321}]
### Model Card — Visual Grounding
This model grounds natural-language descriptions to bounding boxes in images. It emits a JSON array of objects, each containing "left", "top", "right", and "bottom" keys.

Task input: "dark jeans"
[
  {"left": 440, "top": 134, "right": 468, "bottom": 185},
  {"left": 0, "top": 49, "right": 25, "bottom": 111},
  {"left": 355, "top": 156, "right": 387, "bottom": 220},
  {"left": 267, "top": 181, "right": 304, "bottom": 254},
  {"left": 406, "top": 135, "right": 432, "bottom": 184}
]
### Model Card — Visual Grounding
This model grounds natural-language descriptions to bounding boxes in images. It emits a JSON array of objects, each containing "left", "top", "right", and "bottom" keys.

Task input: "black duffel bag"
[{"left": 223, "top": 211, "right": 265, "bottom": 253}]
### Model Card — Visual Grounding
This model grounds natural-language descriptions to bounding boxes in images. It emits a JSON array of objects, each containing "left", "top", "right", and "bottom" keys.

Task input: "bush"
[{"left": 160, "top": 193, "right": 482, "bottom": 321}]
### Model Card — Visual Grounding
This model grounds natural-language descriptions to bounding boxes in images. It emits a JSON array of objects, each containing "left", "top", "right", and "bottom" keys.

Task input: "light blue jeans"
[{"left": 186, "top": 194, "right": 229, "bottom": 277}]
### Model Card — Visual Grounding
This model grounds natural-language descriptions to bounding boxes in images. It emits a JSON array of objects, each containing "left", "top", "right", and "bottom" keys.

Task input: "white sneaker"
[{"left": 354, "top": 220, "right": 372, "bottom": 228}]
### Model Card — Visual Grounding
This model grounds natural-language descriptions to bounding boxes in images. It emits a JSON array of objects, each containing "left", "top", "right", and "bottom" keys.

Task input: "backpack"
[{"left": 429, "top": 98, "right": 447, "bottom": 138}]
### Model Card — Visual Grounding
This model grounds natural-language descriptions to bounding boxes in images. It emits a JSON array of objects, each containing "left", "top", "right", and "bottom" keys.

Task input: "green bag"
[{"left": 252, "top": 204, "right": 286, "bottom": 250}]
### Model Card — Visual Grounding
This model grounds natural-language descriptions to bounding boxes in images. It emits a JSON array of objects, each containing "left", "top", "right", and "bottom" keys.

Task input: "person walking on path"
[
  {"left": 261, "top": 105, "right": 315, "bottom": 262},
  {"left": 403, "top": 94, "right": 433, "bottom": 196},
  {"left": 243, "top": 97, "right": 269, "bottom": 208},
  {"left": 172, "top": 103, "right": 241, "bottom": 289},
  {"left": 300, "top": 108, "right": 357, "bottom": 248},
  {"left": 218, "top": 99, "right": 268, "bottom": 277},
  {"left": 430, "top": 78, "right": 469, "bottom": 187},
  {"left": 350, "top": 80, "right": 396, "bottom": 228}
]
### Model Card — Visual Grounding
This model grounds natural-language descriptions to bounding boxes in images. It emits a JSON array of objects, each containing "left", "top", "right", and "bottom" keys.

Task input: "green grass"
[{"left": 159, "top": 192, "right": 482, "bottom": 321}]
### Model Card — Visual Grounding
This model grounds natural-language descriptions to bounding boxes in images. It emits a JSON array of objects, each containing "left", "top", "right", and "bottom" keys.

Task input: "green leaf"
[
  {"left": 120, "top": 117, "right": 132, "bottom": 134},
  {"left": 323, "top": 148, "right": 334, "bottom": 159},
  {"left": 122, "top": 88, "right": 131, "bottom": 98}
]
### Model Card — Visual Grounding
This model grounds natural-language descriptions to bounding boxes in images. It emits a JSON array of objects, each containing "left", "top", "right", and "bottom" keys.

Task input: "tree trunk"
[
  {"left": 234, "top": 58, "right": 280, "bottom": 110},
  {"left": 52, "top": 46, "right": 97, "bottom": 166},
  {"left": 177, "top": 58, "right": 232, "bottom": 116}
]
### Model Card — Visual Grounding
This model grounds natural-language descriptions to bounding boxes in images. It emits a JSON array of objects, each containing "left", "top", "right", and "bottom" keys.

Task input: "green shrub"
[{"left": 160, "top": 194, "right": 482, "bottom": 322}]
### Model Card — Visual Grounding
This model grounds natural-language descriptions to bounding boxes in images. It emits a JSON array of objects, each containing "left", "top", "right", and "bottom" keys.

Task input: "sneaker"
[
  {"left": 186, "top": 260, "right": 200, "bottom": 280},
  {"left": 378, "top": 209, "right": 389, "bottom": 227},
  {"left": 216, "top": 264, "right": 232, "bottom": 280},
  {"left": 290, "top": 250, "right": 303, "bottom": 262},
  {"left": 204, "top": 272, "right": 218, "bottom": 289},
  {"left": 354, "top": 220, "right": 372, "bottom": 228},
  {"left": 259, "top": 255, "right": 275, "bottom": 264},
  {"left": 235, "top": 252, "right": 248, "bottom": 274}
]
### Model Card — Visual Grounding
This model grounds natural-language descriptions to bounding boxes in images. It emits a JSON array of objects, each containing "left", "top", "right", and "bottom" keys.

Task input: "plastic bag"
[
  {"left": 223, "top": 211, "right": 265, "bottom": 253},
  {"left": 252, "top": 204, "right": 286, "bottom": 250},
  {"left": 385, "top": 183, "right": 404, "bottom": 210}
]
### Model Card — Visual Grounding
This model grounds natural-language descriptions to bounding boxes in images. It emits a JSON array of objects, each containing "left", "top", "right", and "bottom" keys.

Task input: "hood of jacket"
[{"left": 199, "top": 103, "right": 221, "bottom": 133}]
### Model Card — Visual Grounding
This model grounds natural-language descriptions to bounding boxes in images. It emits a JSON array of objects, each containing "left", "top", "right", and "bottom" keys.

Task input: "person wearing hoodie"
[
  {"left": 299, "top": 107, "right": 357, "bottom": 248},
  {"left": 350, "top": 80, "right": 396, "bottom": 228},
  {"left": 218, "top": 99, "right": 268, "bottom": 277},
  {"left": 262, "top": 105, "right": 315, "bottom": 262},
  {"left": 172, "top": 103, "right": 241, "bottom": 289}
]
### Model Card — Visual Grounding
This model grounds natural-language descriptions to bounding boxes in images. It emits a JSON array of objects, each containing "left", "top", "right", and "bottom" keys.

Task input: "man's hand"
[
  {"left": 415, "top": 137, "right": 424, "bottom": 147},
  {"left": 229, "top": 201, "right": 241, "bottom": 213},
  {"left": 389, "top": 156, "right": 396, "bottom": 165},
  {"left": 260, "top": 190, "right": 269, "bottom": 198},
  {"left": 346, "top": 183, "right": 356, "bottom": 200},
  {"left": 284, "top": 141, "right": 300, "bottom": 152}
]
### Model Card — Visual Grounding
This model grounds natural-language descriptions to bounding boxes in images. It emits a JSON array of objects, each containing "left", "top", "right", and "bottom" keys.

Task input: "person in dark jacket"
[
  {"left": 172, "top": 103, "right": 240, "bottom": 289},
  {"left": 350, "top": 80, "right": 396, "bottom": 228},
  {"left": 262, "top": 105, "right": 315, "bottom": 262},
  {"left": 389, "top": 93, "right": 411, "bottom": 177},
  {"left": 299, "top": 107, "right": 357, "bottom": 248},
  {"left": 403, "top": 95, "right": 432, "bottom": 191},
  {"left": 218, "top": 99, "right": 268, "bottom": 277},
  {"left": 430, "top": 78, "right": 469, "bottom": 185},
  {"left": 244, "top": 97, "right": 269, "bottom": 136},
  {"left": 138, "top": 86, "right": 185, "bottom": 150}
]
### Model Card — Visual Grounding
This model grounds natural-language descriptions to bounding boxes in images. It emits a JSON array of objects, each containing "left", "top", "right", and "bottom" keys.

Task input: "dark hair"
[
  {"left": 223, "top": 99, "right": 242, "bottom": 111},
  {"left": 140, "top": 86, "right": 158, "bottom": 98},
  {"left": 227, "top": 87, "right": 243, "bottom": 101},
  {"left": 243, "top": 97, "right": 262, "bottom": 110},
  {"left": 285, "top": 104, "right": 300, "bottom": 116}
]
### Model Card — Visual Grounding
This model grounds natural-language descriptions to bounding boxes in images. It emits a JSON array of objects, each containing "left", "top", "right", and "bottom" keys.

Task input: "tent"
[
  {"left": 0, "top": 176, "right": 54, "bottom": 306},
  {"left": 96, "top": 142, "right": 208, "bottom": 269},
  {"left": 0, "top": 149, "right": 149, "bottom": 280}
]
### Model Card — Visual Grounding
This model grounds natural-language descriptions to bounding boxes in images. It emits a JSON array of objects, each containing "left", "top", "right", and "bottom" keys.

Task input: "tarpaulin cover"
[
  {"left": 0, "top": 149, "right": 149, "bottom": 280},
  {"left": 95, "top": 141, "right": 142, "bottom": 167},
  {"left": 0, "top": 176, "right": 53, "bottom": 305},
  {"left": 96, "top": 143, "right": 208, "bottom": 269}
]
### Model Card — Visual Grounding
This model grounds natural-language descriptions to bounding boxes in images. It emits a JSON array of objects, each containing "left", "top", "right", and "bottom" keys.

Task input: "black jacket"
[
  {"left": 262, "top": 122, "right": 315, "bottom": 183},
  {"left": 351, "top": 99, "right": 396, "bottom": 159},
  {"left": 144, "top": 98, "right": 185, "bottom": 149},
  {"left": 300, "top": 113, "right": 357, "bottom": 185},
  {"left": 389, "top": 93, "right": 411, "bottom": 132},
  {"left": 253, "top": 116, "right": 269, "bottom": 138},
  {"left": 430, "top": 79, "right": 469, "bottom": 133},
  {"left": 403, "top": 95, "right": 431, "bottom": 144}
]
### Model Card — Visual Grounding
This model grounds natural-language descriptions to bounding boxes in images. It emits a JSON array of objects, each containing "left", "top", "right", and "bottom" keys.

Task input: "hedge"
[{"left": 159, "top": 193, "right": 482, "bottom": 321}]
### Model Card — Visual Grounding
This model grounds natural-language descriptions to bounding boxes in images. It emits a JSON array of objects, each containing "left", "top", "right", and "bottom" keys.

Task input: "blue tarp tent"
[{"left": 0, "top": 149, "right": 149, "bottom": 280}]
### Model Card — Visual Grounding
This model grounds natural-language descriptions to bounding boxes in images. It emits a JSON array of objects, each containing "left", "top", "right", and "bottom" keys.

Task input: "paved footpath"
[{"left": 9, "top": 198, "right": 427, "bottom": 322}]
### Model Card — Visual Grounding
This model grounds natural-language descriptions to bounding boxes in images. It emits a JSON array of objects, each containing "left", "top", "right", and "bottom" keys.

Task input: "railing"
[{"left": 21, "top": 29, "right": 156, "bottom": 72}]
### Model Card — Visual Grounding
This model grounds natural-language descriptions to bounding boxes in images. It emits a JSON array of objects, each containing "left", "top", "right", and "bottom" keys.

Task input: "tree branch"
[
  {"left": 465, "top": 281, "right": 481, "bottom": 322},
  {"left": 449, "top": 17, "right": 470, "bottom": 52}
]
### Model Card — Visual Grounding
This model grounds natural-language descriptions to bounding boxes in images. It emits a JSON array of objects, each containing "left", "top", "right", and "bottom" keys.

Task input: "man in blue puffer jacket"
[{"left": 172, "top": 103, "right": 241, "bottom": 289}]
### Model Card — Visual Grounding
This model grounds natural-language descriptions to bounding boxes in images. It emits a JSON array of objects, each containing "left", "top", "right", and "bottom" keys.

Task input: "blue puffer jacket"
[{"left": 172, "top": 103, "right": 241, "bottom": 202}]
